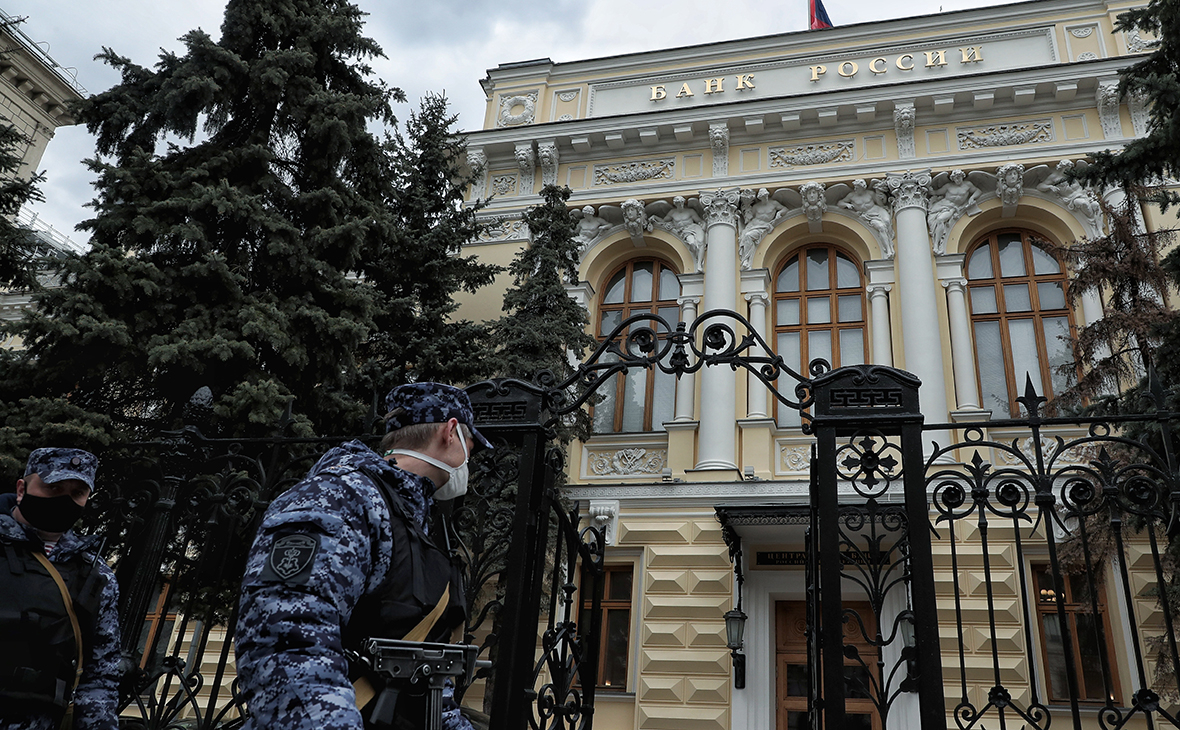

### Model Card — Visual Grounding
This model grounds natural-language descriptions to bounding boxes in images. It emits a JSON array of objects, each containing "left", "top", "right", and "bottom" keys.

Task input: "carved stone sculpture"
[
  {"left": 1035, "top": 160, "right": 1101, "bottom": 231},
  {"left": 895, "top": 103, "right": 916, "bottom": 159},
  {"left": 886, "top": 170, "right": 932, "bottom": 213},
  {"left": 653, "top": 196, "right": 707, "bottom": 272},
  {"left": 515, "top": 143, "right": 536, "bottom": 194},
  {"left": 738, "top": 188, "right": 788, "bottom": 270},
  {"left": 467, "top": 148, "right": 487, "bottom": 200},
  {"left": 575, "top": 205, "right": 614, "bottom": 248},
  {"left": 1097, "top": 80, "right": 1123, "bottom": 139},
  {"left": 799, "top": 182, "right": 827, "bottom": 233},
  {"left": 537, "top": 140, "right": 559, "bottom": 187},
  {"left": 710, "top": 123, "right": 730, "bottom": 177},
  {"left": 927, "top": 169, "right": 982, "bottom": 254},
  {"left": 838, "top": 179, "right": 895, "bottom": 258},
  {"left": 995, "top": 163, "right": 1025, "bottom": 217},
  {"left": 621, "top": 198, "right": 652, "bottom": 245}
]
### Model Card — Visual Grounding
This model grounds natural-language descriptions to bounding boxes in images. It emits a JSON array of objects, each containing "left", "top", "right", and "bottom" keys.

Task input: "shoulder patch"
[{"left": 260, "top": 532, "right": 320, "bottom": 584}]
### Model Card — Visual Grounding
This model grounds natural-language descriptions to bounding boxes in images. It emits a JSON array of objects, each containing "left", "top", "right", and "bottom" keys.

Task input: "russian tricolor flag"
[{"left": 810, "top": 0, "right": 833, "bottom": 29}]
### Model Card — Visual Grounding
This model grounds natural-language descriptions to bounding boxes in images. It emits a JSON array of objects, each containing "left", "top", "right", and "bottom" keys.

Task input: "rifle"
[{"left": 354, "top": 638, "right": 482, "bottom": 730}]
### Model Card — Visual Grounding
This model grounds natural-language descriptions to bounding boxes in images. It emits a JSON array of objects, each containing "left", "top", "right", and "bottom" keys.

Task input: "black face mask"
[{"left": 17, "top": 493, "right": 86, "bottom": 534}]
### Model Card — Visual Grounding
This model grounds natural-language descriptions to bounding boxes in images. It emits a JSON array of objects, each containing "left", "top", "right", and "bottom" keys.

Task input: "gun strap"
[
  {"left": 32, "top": 551, "right": 84, "bottom": 730},
  {"left": 353, "top": 584, "right": 450, "bottom": 710}
]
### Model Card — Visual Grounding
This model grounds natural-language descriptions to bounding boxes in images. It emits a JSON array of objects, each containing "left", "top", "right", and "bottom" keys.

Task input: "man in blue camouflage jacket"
[
  {"left": 0, "top": 448, "right": 121, "bottom": 730},
  {"left": 236, "top": 383, "right": 491, "bottom": 730}
]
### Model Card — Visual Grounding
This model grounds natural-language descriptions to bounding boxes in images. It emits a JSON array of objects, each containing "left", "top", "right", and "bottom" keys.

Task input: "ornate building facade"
[{"left": 459, "top": 1, "right": 1172, "bottom": 729}]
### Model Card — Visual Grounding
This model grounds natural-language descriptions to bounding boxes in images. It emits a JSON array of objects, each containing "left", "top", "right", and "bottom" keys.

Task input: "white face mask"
[{"left": 386, "top": 433, "right": 469, "bottom": 501}]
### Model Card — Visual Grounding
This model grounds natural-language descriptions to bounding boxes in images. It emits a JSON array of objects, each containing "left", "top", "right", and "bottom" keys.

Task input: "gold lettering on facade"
[
  {"left": 896, "top": 54, "right": 915, "bottom": 70},
  {"left": 869, "top": 57, "right": 888, "bottom": 74},
  {"left": 838, "top": 61, "right": 859, "bottom": 78},
  {"left": 810, "top": 65, "right": 827, "bottom": 82},
  {"left": 960, "top": 46, "right": 984, "bottom": 63},
  {"left": 704, "top": 77, "right": 725, "bottom": 94},
  {"left": 676, "top": 82, "right": 694, "bottom": 98},
  {"left": 736, "top": 73, "right": 756, "bottom": 90},
  {"left": 650, "top": 85, "right": 667, "bottom": 101},
  {"left": 924, "top": 49, "right": 948, "bottom": 67}
]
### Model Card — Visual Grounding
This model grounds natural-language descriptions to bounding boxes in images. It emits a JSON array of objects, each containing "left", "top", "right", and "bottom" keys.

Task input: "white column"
[
  {"left": 866, "top": 283, "right": 894, "bottom": 367},
  {"left": 886, "top": 170, "right": 951, "bottom": 424},
  {"left": 745, "top": 291, "right": 771, "bottom": 418},
  {"left": 696, "top": 188, "right": 741, "bottom": 470},
  {"left": 674, "top": 294, "right": 700, "bottom": 421},
  {"left": 941, "top": 277, "right": 981, "bottom": 410}
]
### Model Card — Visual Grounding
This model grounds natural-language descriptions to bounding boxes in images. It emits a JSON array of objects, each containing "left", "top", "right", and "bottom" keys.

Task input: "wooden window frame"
[
  {"left": 773, "top": 244, "right": 868, "bottom": 425},
  {"left": 966, "top": 230, "right": 1080, "bottom": 417},
  {"left": 1032, "top": 563, "right": 1122, "bottom": 705},
  {"left": 580, "top": 564, "right": 635, "bottom": 691},
  {"left": 592, "top": 259, "right": 680, "bottom": 433}
]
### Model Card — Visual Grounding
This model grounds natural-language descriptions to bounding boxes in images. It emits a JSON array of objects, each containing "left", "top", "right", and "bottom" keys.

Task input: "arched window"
[
  {"left": 966, "top": 230, "right": 1077, "bottom": 416},
  {"left": 592, "top": 259, "right": 681, "bottom": 433},
  {"left": 774, "top": 245, "right": 867, "bottom": 425}
]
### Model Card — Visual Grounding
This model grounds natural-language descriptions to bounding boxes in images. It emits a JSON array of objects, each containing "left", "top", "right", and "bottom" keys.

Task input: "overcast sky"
[{"left": 8, "top": 0, "right": 1028, "bottom": 244}]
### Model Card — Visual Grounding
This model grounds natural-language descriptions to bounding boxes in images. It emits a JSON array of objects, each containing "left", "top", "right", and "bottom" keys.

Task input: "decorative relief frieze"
[
  {"left": 957, "top": 120, "right": 1053, "bottom": 149},
  {"left": 768, "top": 140, "right": 854, "bottom": 168},
  {"left": 895, "top": 103, "right": 916, "bottom": 160},
  {"left": 588, "top": 448, "right": 667, "bottom": 476},
  {"left": 557, "top": 114, "right": 574, "bottom": 122},
  {"left": 477, "top": 216, "right": 526, "bottom": 242},
  {"left": 710, "top": 122, "right": 730, "bottom": 177},
  {"left": 1077, "top": 51, "right": 1098, "bottom": 61},
  {"left": 1126, "top": 29, "right": 1159, "bottom": 53},
  {"left": 780, "top": 445, "right": 810, "bottom": 472},
  {"left": 1070, "top": 27, "right": 1094, "bottom": 38},
  {"left": 537, "top": 140, "right": 559, "bottom": 187},
  {"left": 497, "top": 91, "right": 538, "bottom": 127},
  {"left": 491, "top": 174, "right": 518, "bottom": 197},
  {"left": 558, "top": 90, "right": 579, "bottom": 102},
  {"left": 593, "top": 158, "right": 675, "bottom": 186}
]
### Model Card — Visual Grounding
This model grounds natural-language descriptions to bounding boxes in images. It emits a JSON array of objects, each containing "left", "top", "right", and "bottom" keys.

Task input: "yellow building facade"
[{"left": 461, "top": 2, "right": 1178, "bottom": 729}]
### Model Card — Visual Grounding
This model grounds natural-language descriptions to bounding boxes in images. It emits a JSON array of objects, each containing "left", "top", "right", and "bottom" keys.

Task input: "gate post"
[
  {"left": 809, "top": 364, "right": 946, "bottom": 730},
  {"left": 466, "top": 378, "right": 556, "bottom": 730}
]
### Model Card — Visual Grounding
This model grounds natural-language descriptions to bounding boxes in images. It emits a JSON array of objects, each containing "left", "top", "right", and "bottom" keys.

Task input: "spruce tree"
[
  {"left": 0, "top": 122, "right": 46, "bottom": 291},
  {"left": 492, "top": 184, "right": 594, "bottom": 440},
  {"left": 0, "top": 0, "right": 403, "bottom": 446},
  {"left": 358, "top": 93, "right": 499, "bottom": 396}
]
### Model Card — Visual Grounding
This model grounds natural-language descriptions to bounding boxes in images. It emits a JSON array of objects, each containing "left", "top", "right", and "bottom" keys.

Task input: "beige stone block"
[
  {"left": 645, "top": 594, "right": 732, "bottom": 620},
  {"left": 1130, "top": 571, "right": 1162, "bottom": 598},
  {"left": 937, "top": 597, "right": 1022, "bottom": 625},
  {"left": 687, "top": 621, "right": 727, "bottom": 647},
  {"left": 647, "top": 546, "right": 731, "bottom": 569},
  {"left": 639, "top": 705, "right": 727, "bottom": 730},
  {"left": 931, "top": 543, "right": 1014, "bottom": 570},
  {"left": 686, "top": 676, "right": 729, "bottom": 704},
  {"left": 641, "top": 648, "right": 731, "bottom": 675},
  {"left": 619, "top": 520, "right": 693, "bottom": 545},
  {"left": 642, "top": 622, "right": 687, "bottom": 647},
  {"left": 941, "top": 625, "right": 974, "bottom": 653},
  {"left": 639, "top": 676, "right": 685, "bottom": 703},
  {"left": 965, "top": 569, "right": 1019, "bottom": 597},
  {"left": 972, "top": 625, "right": 1025, "bottom": 654},
  {"left": 688, "top": 570, "right": 731, "bottom": 594},
  {"left": 941, "top": 654, "right": 1028, "bottom": 686},
  {"left": 646, "top": 570, "right": 690, "bottom": 594},
  {"left": 692, "top": 520, "right": 726, "bottom": 544}
]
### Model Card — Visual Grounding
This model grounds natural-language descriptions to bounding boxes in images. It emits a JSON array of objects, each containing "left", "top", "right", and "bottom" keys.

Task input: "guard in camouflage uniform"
[
  {"left": 235, "top": 383, "right": 491, "bottom": 730},
  {"left": 0, "top": 448, "right": 121, "bottom": 730}
]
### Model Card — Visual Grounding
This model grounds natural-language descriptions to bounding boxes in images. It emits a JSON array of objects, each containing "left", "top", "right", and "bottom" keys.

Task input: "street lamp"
[{"left": 724, "top": 608, "right": 747, "bottom": 689}]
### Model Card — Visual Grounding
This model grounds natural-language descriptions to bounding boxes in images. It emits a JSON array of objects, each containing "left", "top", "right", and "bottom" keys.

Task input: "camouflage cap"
[
  {"left": 384, "top": 383, "right": 492, "bottom": 450},
  {"left": 24, "top": 447, "right": 99, "bottom": 491}
]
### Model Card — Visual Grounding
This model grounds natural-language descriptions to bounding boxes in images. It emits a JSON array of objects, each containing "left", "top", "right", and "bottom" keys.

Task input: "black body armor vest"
[
  {"left": 0, "top": 538, "right": 104, "bottom": 718},
  {"left": 343, "top": 468, "right": 466, "bottom": 650}
]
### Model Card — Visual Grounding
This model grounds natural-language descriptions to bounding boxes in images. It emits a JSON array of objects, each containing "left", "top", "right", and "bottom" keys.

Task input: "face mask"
[
  {"left": 386, "top": 433, "right": 469, "bottom": 501},
  {"left": 17, "top": 493, "right": 86, "bottom": 534}
]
